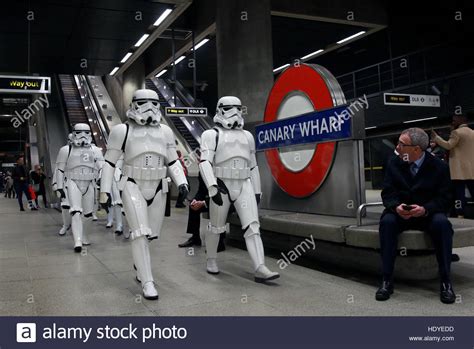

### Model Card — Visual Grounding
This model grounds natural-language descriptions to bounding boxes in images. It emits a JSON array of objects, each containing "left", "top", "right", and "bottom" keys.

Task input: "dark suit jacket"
[
  {"left": 381, "top": 151, "right": 452, "bottom": 215},
  {"left": 194, "top": 173, "right": 209, "bottom": 207}
]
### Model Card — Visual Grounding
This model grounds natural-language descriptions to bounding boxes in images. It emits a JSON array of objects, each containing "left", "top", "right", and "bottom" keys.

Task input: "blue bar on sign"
[{"left": 256, "top": 105, "right": 352, "bottom": 151}]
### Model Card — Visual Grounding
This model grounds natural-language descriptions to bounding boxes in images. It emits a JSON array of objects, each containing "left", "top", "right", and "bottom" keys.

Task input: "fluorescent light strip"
[
  {"left": 153, "top": 8, "right": 173, "bottom": 27},
  {"left": 109, "top": 67, "right": 119, "bottom": 75},
  {"left": 192, "top": 38, "right": 210, "bottom": 51},
  {"left": 134, "top": 34, "right": 150, "bottom": 47},
  {"left": 301, "top": 49, "right": 324, "bottom": 60},
  {"left": 365, "top": 126, "right": 377, "bottom": 130},
  {"left": 155, "top": 69, "right": 167, "bottom": 78},
  {"left": 403, "top": 117, "right": 438, "bottom": 124},
  {"left": 171, "top": 56, "right": 186, "bottom": 65},
  {"left": 337, "top": 31, "right": 366, "bottom": 44},
  {"left": 273, "top": 63, "right": 290, "bottom": 73},
  {"left": 120, "top": 52, "right": 132, "bottom": 63}
]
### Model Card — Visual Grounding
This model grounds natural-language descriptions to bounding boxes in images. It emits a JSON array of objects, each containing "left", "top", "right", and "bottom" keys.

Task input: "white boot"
[
  {"left": 206, "top": 258, "right": 219, "bottom": 275},
  {"left": 58, "top": 225, "right": 70, "bottom": 236},
  {"left": 205, "top": 231, "right": 220, "bottom": 274},
  {"left": 59, "top": 209, "right": 71, "bottom": 235},
  {"left": 71, "top": 213, "right": 83, "bottom": 252},
  {"left": 245, "top": 234, "right": 279, "bottom": 283},
  {"left": 131, "top": 237, "right": 158, "bottom": 300},
  {"left": 114, "top": 206, "right": 123, "bottom": 235}
]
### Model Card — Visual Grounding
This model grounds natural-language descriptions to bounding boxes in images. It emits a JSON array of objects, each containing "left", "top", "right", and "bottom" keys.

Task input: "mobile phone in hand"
[{"left": 402, "top": 204, "right": 413, "bottom": 211}]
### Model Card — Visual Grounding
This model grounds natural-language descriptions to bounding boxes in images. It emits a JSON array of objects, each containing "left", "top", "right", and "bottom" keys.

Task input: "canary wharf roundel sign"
[{"left": 261, "top": 64, "right": 347, "bottom": 198}]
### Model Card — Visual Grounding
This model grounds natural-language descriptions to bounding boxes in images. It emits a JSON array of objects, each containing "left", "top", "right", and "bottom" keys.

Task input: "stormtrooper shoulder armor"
[
  {"left": 200, "top": 129, "right": 218, "bottom": 163},
  {"left": 104, "top": 124, "right": 128, "bottom": 165}
]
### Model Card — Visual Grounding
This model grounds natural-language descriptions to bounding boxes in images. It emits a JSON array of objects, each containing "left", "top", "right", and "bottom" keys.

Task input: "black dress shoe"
[
  {"left": 20, "top": 207, "right": 25, "bottom": 211},
  {"left": 451, "top": 254, "right": 460, "bottom": 262},
  {"left": 74, "top": 246, "right": 82, "bottom": 253},
  {"left": 178, "top": 237, "right": 201, "bottom": 248},
  {"left": 440, "top": 282, "right": 456, "bottom": 304},
  {"left": 375, "top": 281, "right": 394, "bottom": 301}
]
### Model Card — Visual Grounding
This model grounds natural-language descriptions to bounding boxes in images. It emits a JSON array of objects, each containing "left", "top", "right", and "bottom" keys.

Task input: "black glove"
[
  {"left": 255, "top": 193, "right": 261, "bottom": 205},
  {"left": 211, "top": 191, "right": 223, "bottom": 206},
  {"left": 57, "top": 188, "right": 66, "bottom": 199},
  {"left": 177, "top": 184, "right": 189, "bottom": 206}
]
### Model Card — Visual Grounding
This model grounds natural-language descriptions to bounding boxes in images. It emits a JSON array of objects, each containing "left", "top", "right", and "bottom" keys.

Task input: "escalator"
[
  {"left": 145, "top": 78, "right": 208, "bottom": 151},
  {"left": 58, "top": 74, "right": 107, "bottom": 150}
]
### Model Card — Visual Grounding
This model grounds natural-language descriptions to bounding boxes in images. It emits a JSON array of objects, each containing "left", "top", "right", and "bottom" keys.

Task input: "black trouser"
[
  {"left": 452, "top": 180, "right": 474, "bottom": 216},
  {"left": 35, "top": 189, "right": 47, "bottom": 208},
  {"left": 186, "top": 205, "right": 206, "bottom": 240},
  {"left": 379, "top": 212, "right": 453, "bottom": 283},
  {"left": 13, "top": 182, "right": 31, "bottom": 209}
]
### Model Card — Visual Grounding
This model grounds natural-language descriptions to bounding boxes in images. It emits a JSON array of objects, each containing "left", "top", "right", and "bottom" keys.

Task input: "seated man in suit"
[{"left": 377, "top": 127, "right": 455, "bottom": 304}]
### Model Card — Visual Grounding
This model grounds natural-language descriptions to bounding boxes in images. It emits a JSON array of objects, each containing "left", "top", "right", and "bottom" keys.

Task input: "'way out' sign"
[{"left": 0, "top": 75, "right": 51, "bottom": 94}]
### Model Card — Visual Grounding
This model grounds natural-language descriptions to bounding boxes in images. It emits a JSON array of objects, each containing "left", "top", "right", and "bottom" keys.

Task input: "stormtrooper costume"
[
  {"left": 55, "top": 124, "right": 104, "bottom": 252},
  {"left": 52, "top": 134, "right": 72, "bottom": 236},
  {"left": 106, "top": 156, "right": 124, "bottom": 235},
  {"left": 199, "top": 96, "right": 279, "bottom": 282},
  {"left": 100, "top": 89, "right": 189, "bottom": 300}
]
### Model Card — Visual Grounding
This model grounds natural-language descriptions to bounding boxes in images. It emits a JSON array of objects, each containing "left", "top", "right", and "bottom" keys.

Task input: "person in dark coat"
[
  {"left": 376, "top": 128, "right": 455, "bottom": 304},
  {"left": 178, "top": 150, "right": 225, "bottom": 251},
  {"left": 30, "top": 164, "right": 48, "bottom": 208},
  {"left": 12, "top": 156, "right": 36, "bottom": 211}
]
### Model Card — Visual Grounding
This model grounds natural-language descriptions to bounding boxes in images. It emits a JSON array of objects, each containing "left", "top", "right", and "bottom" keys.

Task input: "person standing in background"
[
  {"left": 432, "top": 115, "right": 474, "bottom": 218},
  {"left": 30, "top": 164, "right": 48, "bottom": 208},
  {"left": 4, "top": 171, "right": 14, "bottom": 198},
  {"left": 12, "top": 156, "right": 36, "bottom": 211}
]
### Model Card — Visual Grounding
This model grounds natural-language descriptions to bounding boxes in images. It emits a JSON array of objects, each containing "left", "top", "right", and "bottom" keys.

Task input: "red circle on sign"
[{"left": 264, "top": 64, "right": 337, "bottom": 198}]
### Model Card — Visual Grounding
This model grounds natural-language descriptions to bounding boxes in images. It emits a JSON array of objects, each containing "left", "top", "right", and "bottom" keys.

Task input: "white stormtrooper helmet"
[
  {"left": 71, "top": 123, "right": 92, "bottom": 147},
  {"left": 213, "top": 96, "right": 244, "bottom": 129},
  {"left": 126, "top": 89, "right": 162, "bottom": 126}
]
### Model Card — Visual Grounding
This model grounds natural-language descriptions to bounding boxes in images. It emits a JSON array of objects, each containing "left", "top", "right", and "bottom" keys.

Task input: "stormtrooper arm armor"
[
  {"left": 164, "top": 126, "right": 188, "bottom": 187},
  {"left": 55, "top": 145, "right": 70, "bottom": 191},
  {"left": 199, "top": 129, "right": 218, "bottom": 194},
  {"left": 245, "top": 131, "right": 262, "bottom": 195},
  {"left": 101, "top": 124, "right": 126, "bottom": 194}
]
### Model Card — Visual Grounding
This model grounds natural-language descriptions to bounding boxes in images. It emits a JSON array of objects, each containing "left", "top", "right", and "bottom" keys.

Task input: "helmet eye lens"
[{"left": 222, "top": 105, "right": 241, "bottom": 112}]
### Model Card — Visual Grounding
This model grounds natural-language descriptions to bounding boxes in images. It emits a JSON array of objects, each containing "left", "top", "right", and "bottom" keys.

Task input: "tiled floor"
[{"left": 0, "top": 196, "right": 472, "bottom": 316}]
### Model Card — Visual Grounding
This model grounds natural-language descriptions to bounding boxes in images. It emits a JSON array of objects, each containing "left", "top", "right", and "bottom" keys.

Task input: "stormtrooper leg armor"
[
  {"left": 234, "top": 180, "right": 279, "bottom": 282},
  {"left": 59, "top": 193, "right": 71, "bottom": 236},
  {"left": 68, "top": 180, "right": 95, "bottom": 252},
  {"left": 206, "top": 193, "right": 231, "bottom": 274},
  {"left": 121, "top": 180, "right": 167, "bottom": 300}
]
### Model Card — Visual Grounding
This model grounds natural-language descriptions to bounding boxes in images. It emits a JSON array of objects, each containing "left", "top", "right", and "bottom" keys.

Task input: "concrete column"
[
  {"left": 216, "top": 0, "right": 273, "bottom": 128},
  {"left": 105, "top": 57, "right": 146, "bottom": 120}
]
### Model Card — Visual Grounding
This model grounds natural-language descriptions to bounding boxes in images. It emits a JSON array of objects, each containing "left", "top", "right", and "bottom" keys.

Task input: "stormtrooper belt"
[
  {"left": 65, "top": 171, "right": 96, "bottom": 181},
  {"left": 122, "top": 165, "right": 166, "bottom": 181},
  {"left": 213, "top": 167, "right": 251, "bottom": 180}
]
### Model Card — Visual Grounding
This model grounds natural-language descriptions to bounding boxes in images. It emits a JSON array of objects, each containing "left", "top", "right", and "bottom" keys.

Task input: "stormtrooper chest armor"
[
  {"left": 66, "top": 146, "right": 97, "bottom": 180},
  {"left": 122, "top": 124, "right": 168, "bottom": 181},
  {"left": 214, "top": 129, "right": 251, "bottom": 180}
]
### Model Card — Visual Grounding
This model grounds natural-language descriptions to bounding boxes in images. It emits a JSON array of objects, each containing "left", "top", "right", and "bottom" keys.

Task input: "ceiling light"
[
  {"left": 192, "top": 38, "right": 210, "bottom": 51},
  {"left": 134, "top": 34, "right": 149, "bottom": 47},
  {"left": 301, "top": 49, "right": 324, "bottom": 60},
  {"left": 155, "top": 70, "right": 167, "bottom": 78},
  {"left": 109, "top": 67, "right": 119, "bottom": 75},
  {"left": 337, "top": 31, "right": 366, "bottom": 44},
  {"left": 365, "top": 126, "right": 377, "bottom": 130},
  {"left": 171, "top": 56, "right": 186, "bottom": 65},
  {"left": 153, "top": 8, "right": 173, "bottom": 27},
  {"left": 120, "top": 52, "right": 132, "bottom": 63},
  {"left": 403, "top": 117, "right": 438, "bottom": 124},
  {"left": 273, "top": 63, "right": 290, "bottom": 73}
]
